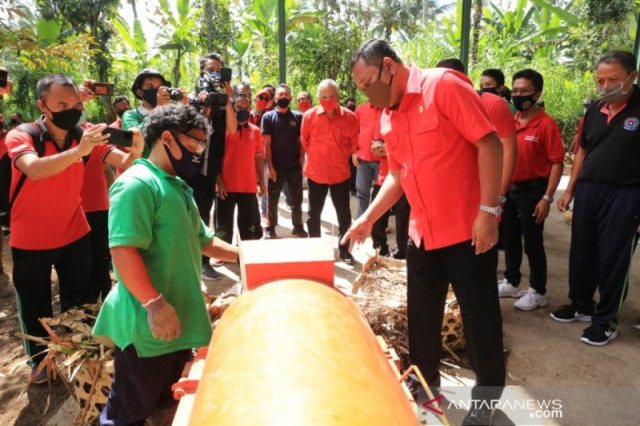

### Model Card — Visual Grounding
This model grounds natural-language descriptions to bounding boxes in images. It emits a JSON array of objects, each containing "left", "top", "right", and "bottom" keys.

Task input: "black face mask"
[
  {"left": 142, "top": 88, "right": 159, "bottom": 107},
  {"left": 479, "top": 87, "right": 498, "bottom": 95},
  {"left": 236, "top": 110, "right": 250, "bottom": 122},
  {"left": 44, "top": 103, "right": 83, "bottom": 131},
  {"left": 9, "top": 118, "right": 19, "bottom": 126},
  {"left": 276, "top": 98, "right": 291, "bottom": 109},
  {"left": 164, "top": 134, "right": 203, "bottom": 180},
  {"left": 512, "top": 95, "right": 537, "bottom": 112}
]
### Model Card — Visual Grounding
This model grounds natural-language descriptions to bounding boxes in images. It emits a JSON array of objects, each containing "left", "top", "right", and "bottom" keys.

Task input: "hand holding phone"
[{"left": 103, "top": 127, "right": 133, "bottom": 147}]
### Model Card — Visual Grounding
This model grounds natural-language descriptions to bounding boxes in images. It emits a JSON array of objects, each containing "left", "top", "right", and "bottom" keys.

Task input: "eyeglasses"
[
  {"left": 256, "top": 95, "right": 270, "bottom": 101},
  {"left": 511, "top": 89, "right": 536, "bottom": 96},
  {"left": 175, "top": 132, "right": 207, "bottom": 154}
]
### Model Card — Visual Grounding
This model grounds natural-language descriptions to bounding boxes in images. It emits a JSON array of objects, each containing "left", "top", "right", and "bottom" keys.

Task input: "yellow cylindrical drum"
[{"left": 189, "top": 279, "right": 417, "bottom": 426}]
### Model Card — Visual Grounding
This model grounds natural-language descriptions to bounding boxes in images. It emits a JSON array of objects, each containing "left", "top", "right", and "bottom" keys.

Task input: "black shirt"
[
  {"left": 261, "top": 109, "right": 302, "bottom": 173},
  {"left": 580, "top": 85, "right": 640, "bottom": 186}
]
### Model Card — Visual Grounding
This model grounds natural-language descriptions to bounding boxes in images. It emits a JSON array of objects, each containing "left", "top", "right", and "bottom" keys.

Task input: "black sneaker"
[
  {"left": 391, "top": 248, "right": 406, "bottom": 260},
  {"left": 263, "top": 227, "right": 278, "bottom": 239},
  {"left": 202, "top": 264, "right": 222, "bottom": 281},
  {"left": 581, "top": 324, "right": 618, "bottom": 346},
  {"left": 291, "top": 226, "right": 308, "bottom": 238},
  {"left": 340, "top": 251, "right": 355, "bottom": 265},
  {"left": 374, "top": 245, "right": 390, "bottom": 257},
  {"left": 462, "top": 407, "right": 493, "bottom": 425},
  {"left": 550, "top": 304, "right": 592, "bottom": 323}
]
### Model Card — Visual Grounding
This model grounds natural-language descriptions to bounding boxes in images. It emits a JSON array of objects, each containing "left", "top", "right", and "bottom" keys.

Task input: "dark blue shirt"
[{"left": 261, "top": 109, "right": 302, "bottom": 173}]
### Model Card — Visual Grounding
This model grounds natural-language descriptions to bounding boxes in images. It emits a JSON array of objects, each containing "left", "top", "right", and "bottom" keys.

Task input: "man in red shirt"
[
  {"left": 436, "top": 58, "right": 517, "bottom": 205},
  {"left": 302, "top": 79, "right": 358, "bottom": 264},
  {"left": 109, "top": 95, "right": 131, "bottom": 129},
  {"left": 346, "top": 39, "right": 505, "bottom": 425},
  {"left": 4, "top": 74, "right": 114, "bottom": 382},
  {"left": 353, "top": 102, "right": 382, "bottom": 218},
  {"left": 215, "top": 94, "right": 265, "bottom": 243},
  {"left": 498, "top": 69, "right": 564, "bottom": 311}
]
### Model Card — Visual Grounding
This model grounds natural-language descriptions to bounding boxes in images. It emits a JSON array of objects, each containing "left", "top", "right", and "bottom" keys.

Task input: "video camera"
[{"left": 195, "top": 68, "right": 232, "bottom": 108}]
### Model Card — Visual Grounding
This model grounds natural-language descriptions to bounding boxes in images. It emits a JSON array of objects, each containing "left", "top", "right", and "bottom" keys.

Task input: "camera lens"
[{"left": 170, "top": 89, "right": 183, "bottom": 101}]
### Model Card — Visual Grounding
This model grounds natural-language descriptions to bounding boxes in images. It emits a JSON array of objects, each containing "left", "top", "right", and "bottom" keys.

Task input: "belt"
[{"left": 510, "top": 178, "right": 547, "bottom": 191}]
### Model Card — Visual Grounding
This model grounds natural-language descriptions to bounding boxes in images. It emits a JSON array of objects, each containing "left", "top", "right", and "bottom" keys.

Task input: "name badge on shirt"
[
  {"left": 624, "top": 117, "right": 639, "bottom": 131},
  {"left": 290, "top": 120, "right": 296, "bottom": 127},
  {"left": 524, "top": 135, "right": 539, "bottom": 143}
]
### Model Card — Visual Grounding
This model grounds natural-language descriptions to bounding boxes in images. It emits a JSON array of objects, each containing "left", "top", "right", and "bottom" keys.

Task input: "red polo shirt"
[
  {"left": 355, "top": 102, "right": 382, "bottom": 162},
  {"left": 81, "top": 143, "right": 116, "bottom": 213},
  {"left": 381, "top": 66, "right": 496, "bottom": 250},
  {"left": 5, "top": 125, "right": 91, "bottom": 249},
  {"left": 221, "top": 123, "right": 263, "bottom": 193},
  {"left": 511, "top": 109, "right": 564, "bottom": 183},
  {"left": 480, "top": 92, "right": 516, "bottom": 138},
  {"left": 301, "top": 105, "right": 359, "bottom": 185},
  {"left": 376, "top": 156, "right": 389, "bottom": 186}
]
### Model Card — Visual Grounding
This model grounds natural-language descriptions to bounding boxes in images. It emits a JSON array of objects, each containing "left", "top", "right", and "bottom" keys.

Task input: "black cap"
[{"left": 131, "top": 69, "right": 171, "bottom": 99}]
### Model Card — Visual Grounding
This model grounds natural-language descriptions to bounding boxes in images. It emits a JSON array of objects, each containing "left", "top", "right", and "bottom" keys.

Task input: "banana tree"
[{"left": 150, "top": 0, "right": 202, "bottom": 87}]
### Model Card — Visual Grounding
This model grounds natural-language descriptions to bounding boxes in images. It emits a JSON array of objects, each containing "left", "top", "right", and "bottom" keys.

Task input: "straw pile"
[
  {"left": 17, "top": 303, "right": 114, "bottom": 425},
  {"left": 350, "top": 254, "right": 465, "bottom": 368}
]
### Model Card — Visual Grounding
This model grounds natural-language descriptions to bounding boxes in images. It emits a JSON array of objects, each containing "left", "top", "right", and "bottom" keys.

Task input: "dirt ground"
[{"left": 0, "top": 185, "right": 639, "bottom": 425}]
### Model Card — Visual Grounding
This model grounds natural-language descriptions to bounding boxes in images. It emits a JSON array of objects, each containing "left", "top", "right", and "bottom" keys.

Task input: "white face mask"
[{"left": 597, "top": 74, "right": 632, "bottom": 104}]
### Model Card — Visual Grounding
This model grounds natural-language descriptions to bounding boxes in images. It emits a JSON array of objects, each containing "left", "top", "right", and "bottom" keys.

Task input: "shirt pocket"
[{"left": 411, "top": 114, "right": 442, "bottom": 154}]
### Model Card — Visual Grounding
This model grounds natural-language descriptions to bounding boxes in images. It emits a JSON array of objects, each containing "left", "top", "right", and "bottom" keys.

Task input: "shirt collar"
[
  {"left": 317, "top": 105, "right": 344, "bottom": 116},
  {"left": 515, "top": 108, "right": 544, "bottom": 130}
]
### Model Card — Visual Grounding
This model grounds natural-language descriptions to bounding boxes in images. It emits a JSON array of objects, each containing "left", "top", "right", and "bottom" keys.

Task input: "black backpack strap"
[{"left": 10, "top": 123, "right": 44, "bottom": 206}]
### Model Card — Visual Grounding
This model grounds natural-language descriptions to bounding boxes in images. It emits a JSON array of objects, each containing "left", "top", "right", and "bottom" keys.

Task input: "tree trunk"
[
  {"left": 203, "top": 0, "right": 216, "bottom": 51},
  {"left": 173, "top": 48, "right": 182, "bottom": 87},
  {"left": 470, "top": 0, "right": 483, "bottom": 67}
]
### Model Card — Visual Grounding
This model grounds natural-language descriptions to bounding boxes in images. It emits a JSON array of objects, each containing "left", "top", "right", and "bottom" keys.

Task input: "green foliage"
[{"left": 1, "top": 0, "right": 639, "bottom": 141}]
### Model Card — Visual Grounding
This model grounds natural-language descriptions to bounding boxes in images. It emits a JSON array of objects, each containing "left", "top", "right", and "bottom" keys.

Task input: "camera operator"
[
  {"left": 188, "top": 53, "right": 237, "bottom": 280},
  {"left": 123, "top": 69, "right": 188, "bottom": 156}
]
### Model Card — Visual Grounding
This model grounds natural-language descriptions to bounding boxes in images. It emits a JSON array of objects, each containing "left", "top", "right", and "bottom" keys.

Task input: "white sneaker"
[
  {"left": 514, "top": 288, "right": 547, "bottom": 311},
  {"left": 497, "top": 278, "right": 519, "bottom": 298}
]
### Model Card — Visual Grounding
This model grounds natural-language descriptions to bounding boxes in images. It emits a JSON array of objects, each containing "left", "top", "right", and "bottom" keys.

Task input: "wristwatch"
[
  {"left": 542, "top": 194, "right": 554, "bottom": 203},
  {"left": 498, "top": 195, "right": 507, "bottom": 205},
  {"left": 479, "top": 204, "right": 503, "bottom": 216}
]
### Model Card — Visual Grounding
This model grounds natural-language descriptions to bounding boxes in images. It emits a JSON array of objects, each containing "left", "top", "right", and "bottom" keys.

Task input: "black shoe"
[
  {"left": 581, "top": 323, "right": 618, "bottom": 346},
  {"left": 202, "top": 264, "right": 222, "bottom": 281},
  {"left": 375, "top": 245, "right": 390, "bottom": 257},
  {"left": 263, "top": 227, "right": 278, "bottom": 239},
  {"left": 550, "top": 304, "right": 592, "bottom": 323},
  {"left": 391, "top": 248, "right": 406, "bottom": 260},
  {"left": 340, "top": 251, "right": 355, "bottom": 265},
  {"left": 291, "top": 226, "right": 308, "bottom": 238},
  {"left": 462, "top": 407, "right": 493, "bottom": 425}
]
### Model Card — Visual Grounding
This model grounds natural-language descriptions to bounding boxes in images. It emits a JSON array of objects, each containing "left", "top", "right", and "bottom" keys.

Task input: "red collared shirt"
[
  {"left": 355, "top": 102, "right": 382, "bottom": 162},
  {"left": 5, "top": 124, "right": 91, "bottom": 249},
  {"left": 480, "top": 92, "right": 516, "bottom": 138},
  {"left": 301, "top": 105, "right": 359, "bottom": 184},
  {"left": 381, "top": 66, "right": 496, "bottom": 250},
  {"left": 511, "top": 109, "right": 564, "bottom": 183},
  {"left": 221, "top": 123, "right": 263, "bottom": 193}
]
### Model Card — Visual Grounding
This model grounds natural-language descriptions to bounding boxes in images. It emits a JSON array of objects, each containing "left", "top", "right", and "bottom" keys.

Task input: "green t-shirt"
[
  {"left": 93, "top": 158, "right": 214, "bottom": 357},
  {"left": 122, "top": 107, "right": 151, "bottom": 157}
]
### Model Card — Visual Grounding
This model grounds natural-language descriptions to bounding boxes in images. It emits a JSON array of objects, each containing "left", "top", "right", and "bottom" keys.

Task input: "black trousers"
[
  {"left": 185, "top": 173, "right": 216, "bottom": 265},
  {"left": 307, "top": 178, "right": 351, "bottom": 250},
  {"left": 569, "top": 182, "right": 640, "bottom": 327},
  {"left": 267, "top": 168, "right": 303, "bottom": 229},
  {"left": 100, "top": 345, "right": 192, "bottom": 426},
  {"left": 501, "top": 183, "right": 547, "bottom": 294},
  {"left": 406, "top": 239, "right": 505, "bottom": 402},
  {"left": 371, "top": 185, "right": 410, "bottom": 257},
  {"left": 214, "top": 192, "right": 263, "bottom": 244},
  {"left": 12, "top": 234, "right": 92, "bottom": 366},
  {"left": 86, "top": 210, "right": 112, "bottom": 301}
]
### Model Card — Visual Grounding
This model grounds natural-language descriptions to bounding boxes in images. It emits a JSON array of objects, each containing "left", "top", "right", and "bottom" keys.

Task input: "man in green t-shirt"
[
  {"left": 123, "top": 69, "right": 189, "bottom": 157},
  {"left": 94, "top": 104, "right": 238, "bottom": 425}
]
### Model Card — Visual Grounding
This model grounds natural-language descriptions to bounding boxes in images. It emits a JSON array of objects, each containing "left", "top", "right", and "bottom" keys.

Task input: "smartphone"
[
  {"left": 92, "top": 82, "right": 115, "bottom": 96},
  {"left": 103, "top": 127, "right": 133, "bottom": 147},
  {"left": 0, "top": 68, "right": 8, "bottom": 88},
  {"left": 219, "top": 68, "right": 232, "bottom": 83}
]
